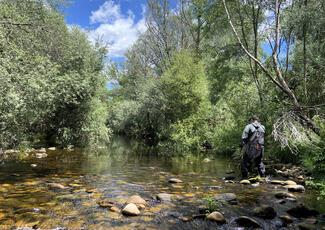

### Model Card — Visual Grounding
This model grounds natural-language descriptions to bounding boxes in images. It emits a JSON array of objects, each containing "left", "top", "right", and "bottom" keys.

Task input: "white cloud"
[
  {"left": 90, "top": 0, "right": 120, "bottom": 24},
  {"left": 88, "top": 1, "right": 147, "bottom": 58}
]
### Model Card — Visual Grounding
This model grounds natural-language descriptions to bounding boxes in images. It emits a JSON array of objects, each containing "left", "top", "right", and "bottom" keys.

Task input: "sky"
[{"left": 63, "top": 0, "right": 149, "bottom": 63}]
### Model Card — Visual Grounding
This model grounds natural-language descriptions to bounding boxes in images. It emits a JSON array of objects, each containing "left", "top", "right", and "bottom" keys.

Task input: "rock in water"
[
  {"left": 203, "top": 158, "right": 211, "bottom": 163},
  {"left": 274, "top": 191, "right": 297, "bottom": 199},
  {"left": 253, "top": 205, "right": 277, "bottom": 219},
  {"left": 271, "top": 180, "right": 285, "bottom": 185},
  {"left": 240, "top": 180, "right": 251, "bottom": 185},
  {"left": 214, "top": 193, "right": 237, "bottom": 202},
  {"left": 280, "top": 215, "right": 293, "bottom": 224},
  {"left": 48, "top": 183, "right": 66, "bottom": 189},
  {"left": 206, "top": 211, "right": 226, "bottom": 223},
  {"left": 156, "top": 193, "right": 173, "bottom": 202},
  {"left": 126, "top": 195, "right": 147, "bottom": 206},
  {"left": 285, "top": 185, "right": 305, "bottom": 192},
  {"left": 287, "top": 204, "right": 319, "bottom": 218},
  {"left": 235, "top": 216, "right": 261, "bottom": 228},
  {"left": 97, "top": 199, "right": 115, "bottom": 208},
  {"left": 296, "top": 223, "right": 317, "bottom": 230},
  {"left": 122, "top": 203, "right": 140, "bottom": 216},
  {"left": 284, "top": 180, "right": 297, "bottom": 185},
  {"left": 48, "top": 147, "right": 56, "bottom": 151},
  {"left": 168, "top": 178, "right": 183, "bottom": 183}
]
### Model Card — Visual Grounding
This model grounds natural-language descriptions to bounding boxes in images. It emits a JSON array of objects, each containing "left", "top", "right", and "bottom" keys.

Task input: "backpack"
[{"left": 248, "top": 125, "right": 264, "bottom": 146}]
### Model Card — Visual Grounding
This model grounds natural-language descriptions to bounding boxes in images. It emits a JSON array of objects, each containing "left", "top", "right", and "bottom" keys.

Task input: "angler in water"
[{"left": 241, "top": 115, "right": 266, "bottom": 179}]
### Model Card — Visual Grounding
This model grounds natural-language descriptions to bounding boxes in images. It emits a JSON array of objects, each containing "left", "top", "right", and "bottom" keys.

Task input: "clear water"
[{"left": 0, "top": 137, "right": 324, "bottom": 229}]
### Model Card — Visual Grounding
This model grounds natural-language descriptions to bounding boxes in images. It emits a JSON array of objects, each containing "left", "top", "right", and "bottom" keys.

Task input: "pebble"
[
  {"left": 122, "top": 203, "right": 140, "bottom": 216},
  {"left": 168, "top": 178, "right": 183, "bottom": 183}
]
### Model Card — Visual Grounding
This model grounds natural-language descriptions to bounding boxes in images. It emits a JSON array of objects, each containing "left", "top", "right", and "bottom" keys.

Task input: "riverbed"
[{"left": 0, "top": 138, "right": 324, "bottom": 229}]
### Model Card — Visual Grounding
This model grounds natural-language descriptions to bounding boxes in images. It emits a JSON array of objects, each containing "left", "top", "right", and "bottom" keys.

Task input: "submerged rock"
[
  {"left": 240, "top": 180, "right": 250, "bottom": 185},
  {"left": 271, "top": 180, "right": 285, "bottom": 185},
  {"left": 296, "top": 223, "right": 317, "bottom": 230},
  {"left": 235, "top": 216, "right": 261, "bottom": 228},
  {"left": 35, "top": 153, "right": 48, "bottom": 158},
  {"left": 287, "top": 204, "right": 319, "bottom": 218},
  {"left": 97, "top": 199, "right": 115, "bottom": 208},
  {"left": 206, "top": 211, "right": 226, "bottom": 223},
  {"left": 284, "top": 180, "right": 297, "bottom": 185},
  {"left": 109, "top": 206, "right": 120, "bottom": 213},
  {"left": 280, "top": 215, "right": 293, "bottom": 224},
  {"left": 253, "top": 205, "right": 277, "bottom": 219},
  {"left": 285, "top": 185, "right": 305, "bottom": 192},
  {"left": 274, "top": 191, "right": 297, "bottom": 199},
  {"left": 35, "top": 148, "right": 46, "bottom": 153},
  {"left": 156, "top": 193, "right": 173, "bottom": 202},
  {"left": 214, "top": 193, "right": 237, "bottom": 203},
  {"left": 122, "top": 203, "right": 140, "bottom": 216},
  {"left": 126, "top": 195, "right": 147, "bottom": 206},
  {"left": 168, "top": 178, "right": 183, "bottom": 183},
  {"left": 47, "top": 183, "right": 66, "bottom": 189}
]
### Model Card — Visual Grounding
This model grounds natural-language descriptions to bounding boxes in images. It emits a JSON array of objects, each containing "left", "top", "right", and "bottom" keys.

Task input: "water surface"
[{"left": 0, "top": 138, "right": 324, "bottom": 229}]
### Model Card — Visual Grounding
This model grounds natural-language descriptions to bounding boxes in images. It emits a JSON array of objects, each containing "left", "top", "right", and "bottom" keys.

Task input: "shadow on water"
[{"left": 0, "top": 137, "right": 324, "bottom": 229}]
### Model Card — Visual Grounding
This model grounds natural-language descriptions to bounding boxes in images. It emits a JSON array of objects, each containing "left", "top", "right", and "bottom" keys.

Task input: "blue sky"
[{"left": 63, "top": 0, "right": 149, "bottom": 62}]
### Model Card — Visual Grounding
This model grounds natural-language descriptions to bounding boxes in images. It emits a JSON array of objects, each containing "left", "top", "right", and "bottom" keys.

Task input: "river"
[{"left": 0, "top": 137, "right": 324, "bottom": 229}]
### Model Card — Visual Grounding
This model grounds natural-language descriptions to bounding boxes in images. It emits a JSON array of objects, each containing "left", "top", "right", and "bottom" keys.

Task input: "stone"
[
  {"left": 36, "top": 148, "right": 46, "bottom": 153},
  {"left": 48, "top": 147, "right": 56, "bottom": 151},
  {"left": 284, "top": 180, "right": 297, "bottom": 185},
  {"left": 275, "top": 191, "right": 297, "bottom": 199},
  {"left": 285, "top": 185, "right": 305, "bottom": 192},
  {"left": 304, "top": 218, "right": 317, "bottom": 225},
  {"left": 30, "top": 164, "right": 37, "bottom": 168},
  {"left": 280, "top": 215, "right": 293, "bottom": 224},
  {"left": 251, "top": 183, "right": 260, "bottom": 188},
  {"left": 297, "top": 175, "right": 304, "bottom": 180},
  {"left": 235, "top": 216, "right": 261, "bottom": 228},
  {"left": 206, "top": 211, "right": 226, "bottom": 223},
  {"left": 240, "top": 179, "right": 251, "bottom": 185},
  {"left": 97, "top": 200, "right": 115, "bottom": 208},
  {"left": 253, "top": 205, "right": 277, "bottom": 219},
  {"left": 203, "top": 158, "right": 211, "bottom": 163},
  {"left": 35, "top": 153, "right": 47, "bottom": 158},
  {"left": 214, "top": 193, "right": 237, "bottom": 202},
  {"left": 156, "top": 193, "right": 173, "bottom": 202},
  {"left": 109, "top": 206, "right": 120, "bottom": 213},
  {"left": 48, "top": 183, "right": 66, "bottom": 189},
  {"left": 271, "top": 180, "right": 285, "bottom": 185},
  {"left": 287, "top": 204, "right": 319, "bottom": 218},
  {"left": 126, "top": 195, "right": 147, "bottom": 206},
  {"left": 168, "top": 178, "right": 183, "bottom": 183},
  {"left": 297, "top": 223, "right": 316, "bottom": 230},
  {"left": 249, "top": 176, "right": 262, "bottom": 183},
  {"left": 122, "top": 203, "right": 140, "bottom": 216}
]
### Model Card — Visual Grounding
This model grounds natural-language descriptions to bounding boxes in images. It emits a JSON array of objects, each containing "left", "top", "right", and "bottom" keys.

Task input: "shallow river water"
[{"left": 0, "top": 138, "right": 324, "bottom": 229}]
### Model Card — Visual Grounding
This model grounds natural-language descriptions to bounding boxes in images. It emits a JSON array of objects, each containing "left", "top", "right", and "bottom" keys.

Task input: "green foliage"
[
  {"left": 0, "top": 0, "right": 110, "bottom": 149},
  {"left": 203, "top": 196, "right": 220, "bottom": 213}
]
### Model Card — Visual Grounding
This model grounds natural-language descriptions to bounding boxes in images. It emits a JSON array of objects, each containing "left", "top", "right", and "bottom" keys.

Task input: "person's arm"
[{"left": 241, "top": 124, "right": 251, "bottom": 145}]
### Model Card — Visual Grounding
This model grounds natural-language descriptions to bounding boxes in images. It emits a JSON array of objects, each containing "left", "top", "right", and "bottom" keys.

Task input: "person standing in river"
[{"left": 241, "top": 115, "right": 266, "bottom": 179}]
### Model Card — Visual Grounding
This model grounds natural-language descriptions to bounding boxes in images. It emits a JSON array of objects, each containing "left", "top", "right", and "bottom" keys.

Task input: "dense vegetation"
[
  {"left": 0, "top": 0, "right": 324, "bottom": 194},
  {"left": 0, "top": 0, "right": 110, "bottom": 149}
]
